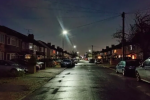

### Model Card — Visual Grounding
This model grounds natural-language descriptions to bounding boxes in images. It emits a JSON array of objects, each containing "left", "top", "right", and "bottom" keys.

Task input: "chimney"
[
  {"left": 47, "top": 43, "right": 51, "bottom": 47},
  {"left": 106, "top": 46, "right": 109, "bottom": 49},
  {"left": 52, "top": 45, "right": 55, "bottom": 48},
  {"left": 28, "top": 34, "right": 34, "bottom": 40},
  {"left": 111, "top": 45, "right": 115, "bottom": 48},
  {"left": 57, "top": 46, "right": 60, "bottom": 50}
]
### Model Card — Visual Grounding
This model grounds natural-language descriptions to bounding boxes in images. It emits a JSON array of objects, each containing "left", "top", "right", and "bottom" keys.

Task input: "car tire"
[
  {"left": 122, "top": 70, "right": 126, "bottom": 76},
  {"left": 116, "top": 69, "right": 119, "bottom": 74},
  {"left": 136, "top": 72, "right": 141, "bottom": 82}
]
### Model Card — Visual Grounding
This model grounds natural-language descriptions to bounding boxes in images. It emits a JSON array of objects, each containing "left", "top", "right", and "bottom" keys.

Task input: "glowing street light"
[
  {"left": 74, "top": 45, "right": 76, "bottom": 48},
  {"left": 63, "top": 30, "right": 68, "bottom": 35},
  {"left": 89, "top": 50, "right": 91, "bottom": 52}
]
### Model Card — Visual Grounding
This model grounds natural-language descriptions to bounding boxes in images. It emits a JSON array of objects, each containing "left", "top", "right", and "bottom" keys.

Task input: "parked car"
[
  {"left": 95, "top": 59, "right": 102, "bottom": 64},
  {"left": 135, "top": 58, "right": 150, "bottom": 82},
  {"left": 0, "top": 60, "right": 26, "bottom": 76},
  {"left": 74, "top": 59, "right": 79, "bottom": 64},
  {"left": 89, "top": 59, "right": 95, "bottom": 63},
  {"left": 36, "top": 61, "right": 44, "bottom": 70},
  {"left": 54, "top": 59, "right": 62, "bottom": 65},
  {"left": 116, "top": 59, "right": 140, "bottom": 76},
  {"left": 61, "top": 59, "right": 74, "bottom": 68}
]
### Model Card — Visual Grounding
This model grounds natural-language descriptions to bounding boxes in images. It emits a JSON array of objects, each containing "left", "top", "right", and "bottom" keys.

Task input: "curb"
[{"left": 19, "top": 68, "right": 66, "bottom": 100}]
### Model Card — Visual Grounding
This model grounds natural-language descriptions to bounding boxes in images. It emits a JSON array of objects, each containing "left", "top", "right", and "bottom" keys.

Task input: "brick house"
[{"left": 0, "top": 26, "right": 45, "bottom": 60}]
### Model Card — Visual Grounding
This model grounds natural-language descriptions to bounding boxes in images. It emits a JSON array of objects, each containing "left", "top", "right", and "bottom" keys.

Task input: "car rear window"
[
  {"left": 63, "top": 60, "right": 70, "bottom": 62},
  {"left": 126, "top": 61, "right": 139, "bottom": 66}
]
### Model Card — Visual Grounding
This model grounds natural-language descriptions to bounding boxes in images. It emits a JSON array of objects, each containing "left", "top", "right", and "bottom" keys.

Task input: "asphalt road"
[{"left": 23, "top": 60, "right": 150, "bottom": 100}]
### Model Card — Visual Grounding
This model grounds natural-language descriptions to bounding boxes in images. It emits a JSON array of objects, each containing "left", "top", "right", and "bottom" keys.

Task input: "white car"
[{"left": 135, "top": 58, "right": 150, "bottom": 83}]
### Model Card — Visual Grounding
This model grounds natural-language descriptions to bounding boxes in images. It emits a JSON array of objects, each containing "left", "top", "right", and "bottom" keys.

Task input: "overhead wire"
[{"left": 69, "top": 14, "right": 121, "bottom": 31}]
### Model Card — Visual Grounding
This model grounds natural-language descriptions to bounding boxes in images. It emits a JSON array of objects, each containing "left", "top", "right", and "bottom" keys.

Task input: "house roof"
[
  {"left": 0, "top": 25, "right": 44, "bottom": 47},
  {"left": 0, "top": 25, "right": 28, "bottom": 40}
]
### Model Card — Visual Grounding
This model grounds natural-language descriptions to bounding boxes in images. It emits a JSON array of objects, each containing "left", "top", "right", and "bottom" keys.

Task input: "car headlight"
[{"left": 16, "top": 68, "right": 24, "bottom": 71}]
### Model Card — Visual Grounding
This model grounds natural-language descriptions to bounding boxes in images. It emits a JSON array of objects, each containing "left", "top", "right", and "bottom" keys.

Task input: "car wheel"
[
  {"left": 136, "top": 72, "right": 141, "bottom": 82},
  {"left": 122, "top": 70, "right": 126, "bottom": 76},
  {"left": 116, "top": 69, "right": 119, "bottom": 74}
]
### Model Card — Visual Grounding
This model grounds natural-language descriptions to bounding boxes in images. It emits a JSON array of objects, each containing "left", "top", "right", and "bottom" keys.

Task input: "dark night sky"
[{"left": 0, "top": 0, "right": 150, "bottom": 55}]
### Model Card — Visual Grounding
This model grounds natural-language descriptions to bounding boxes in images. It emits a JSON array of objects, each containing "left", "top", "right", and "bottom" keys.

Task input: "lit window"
[
  {"left": 53, "top": 50, "right": 56, "bottom": 54},
  {"left": 132, "top": 55, "right": 135, "bottom": 59},
  {"left": 128, "top": 55, "right": 131, "bottom": 57},
  {"left": 29, "top": 43, "right": 33, "bottom": 49},
  {"left": 130, "top": 45, "right": 132, "bottom": 50},
  {"left": 118, "top": 55, "right": 121, "bottom": 58},
  {"left": 25, "top": 54, "right": 31, "bottom": 59},
  {"left": 29, "top": 45, "right": 32, "bottom": 49}
]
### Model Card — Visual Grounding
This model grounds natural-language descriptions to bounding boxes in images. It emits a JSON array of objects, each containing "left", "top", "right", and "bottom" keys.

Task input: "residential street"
[{"left": 23, "top": 60, "right": 150, "bottom": 100}]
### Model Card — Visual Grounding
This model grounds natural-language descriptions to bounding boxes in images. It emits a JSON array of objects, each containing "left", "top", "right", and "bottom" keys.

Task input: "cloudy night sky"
[{"left": 0, "top": 0, "right": 150, "bottom": 55}]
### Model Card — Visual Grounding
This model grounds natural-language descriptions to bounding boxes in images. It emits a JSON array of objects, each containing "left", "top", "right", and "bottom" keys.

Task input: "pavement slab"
[{"left": 0, "top": 68, "right": 65, "bottom": 100}]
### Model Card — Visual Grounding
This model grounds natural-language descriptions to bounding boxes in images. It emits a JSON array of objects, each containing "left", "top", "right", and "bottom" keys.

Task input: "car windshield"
[
  {"left": 7, "top": 61, "right": 19, "bottom": 66},
  {"left": 63, "top": 60, "right": 71, "bottom": 62}
]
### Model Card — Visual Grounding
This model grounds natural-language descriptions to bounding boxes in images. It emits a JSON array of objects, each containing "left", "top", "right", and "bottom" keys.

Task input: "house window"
[
  {"left": 7, "top": 37, "right": 18, "bottom": 46},
  {"left": 53, "top": 50, "right": 56, "bottom": 54},
  {"left": 114, "top": 50, "right": 117, "bottom": 53},
  {"left": 130, "top": 45, "right": 132, "bottom": 50},
  {"left": 7, "top": 53, "right": 16, "bottom": 60},
  {"left": 0, "top": 52, "right": 4, "bottom": 60},
  {"left": 7, "top": 37, "right": 10, "bottom": 44},
  {"left": 29, "top": 43, "right": 33, "bottom": 50},
  {"left": 0, "top": 33, "right": 5, "bottom": 44},
  {"left": 34, "top": 45, "right": 37, "bottom": 51},
  {"left": 11, "top": 38, "right": 16, "bottom": 46}
]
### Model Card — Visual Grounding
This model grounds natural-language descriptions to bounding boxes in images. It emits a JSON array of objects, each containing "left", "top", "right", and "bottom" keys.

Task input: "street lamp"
[
  {"left": 74, "top": 45, "right": 76, "bottom": 48},
  {"left": 62, "top": 30, "right": 68, "bottom": 50},
  {"left": 63, "top": 30, "right": 68, "bottom": 35},
  {"left": 89, "top": 50, "right": 91, "bottom": 52}
]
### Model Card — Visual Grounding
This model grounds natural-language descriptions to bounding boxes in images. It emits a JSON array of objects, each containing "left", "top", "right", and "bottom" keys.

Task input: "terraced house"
[{"left": 0, "top": 25, "right": 71, "bottom": 60}]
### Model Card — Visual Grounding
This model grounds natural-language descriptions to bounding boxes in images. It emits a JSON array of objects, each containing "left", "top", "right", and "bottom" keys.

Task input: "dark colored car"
[
  {"left": 61, "top": 59, "right": 74, "bottom": 68},
  {"left": 0, "top": 60, "right": 26, "bottom": 76},
  {"left": 116, "top": 60, "right": 140, "bottom": 76},
  {"left": 89, "top": 59, "right": 95, "bottom": 63},
  {"left": 95, "top": 59, "right": 102, "bottom": 64}
]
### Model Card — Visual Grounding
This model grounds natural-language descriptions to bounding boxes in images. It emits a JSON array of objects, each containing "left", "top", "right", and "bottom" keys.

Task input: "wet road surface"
[{"left": 23, "top": 60, "right": 150, "bottom": 100}]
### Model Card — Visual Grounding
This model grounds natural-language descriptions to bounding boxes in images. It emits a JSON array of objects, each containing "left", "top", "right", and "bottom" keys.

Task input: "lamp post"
[
  {"left": 74, "top": 45, "right": 76, "bottom": 49},
  {"left": 62, "top": 30, "right": 68, "bottom": 50}
]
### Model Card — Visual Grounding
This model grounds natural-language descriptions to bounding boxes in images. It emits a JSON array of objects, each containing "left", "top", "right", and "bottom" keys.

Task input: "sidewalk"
[{"left": 0, "top": 67, "right": 65, "bottom": 100}]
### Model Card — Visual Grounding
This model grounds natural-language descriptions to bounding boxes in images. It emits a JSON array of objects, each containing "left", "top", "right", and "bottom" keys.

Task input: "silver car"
[
  {"left": 0, "top": 60, "right": 25, "bottom": 76},
  {"left": 135, "top": 58, "right": 150, "bottom": 83}
]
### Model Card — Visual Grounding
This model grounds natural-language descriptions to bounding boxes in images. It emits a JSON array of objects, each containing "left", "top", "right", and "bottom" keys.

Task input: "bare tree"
[
  {"left": 112, "top": 29, "right": 129, "bottom": 43},
  {"left": 129, "top": 12, "right": 150, "bottom": 59}
]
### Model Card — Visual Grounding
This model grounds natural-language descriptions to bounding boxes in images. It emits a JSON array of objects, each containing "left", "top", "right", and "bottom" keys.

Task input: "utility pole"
[
  {"left": 92, "top": 45, "right": 93, "bottom": 59},
  {"left": 122, "top": 12, "right": 125, "bottom": 60}
]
